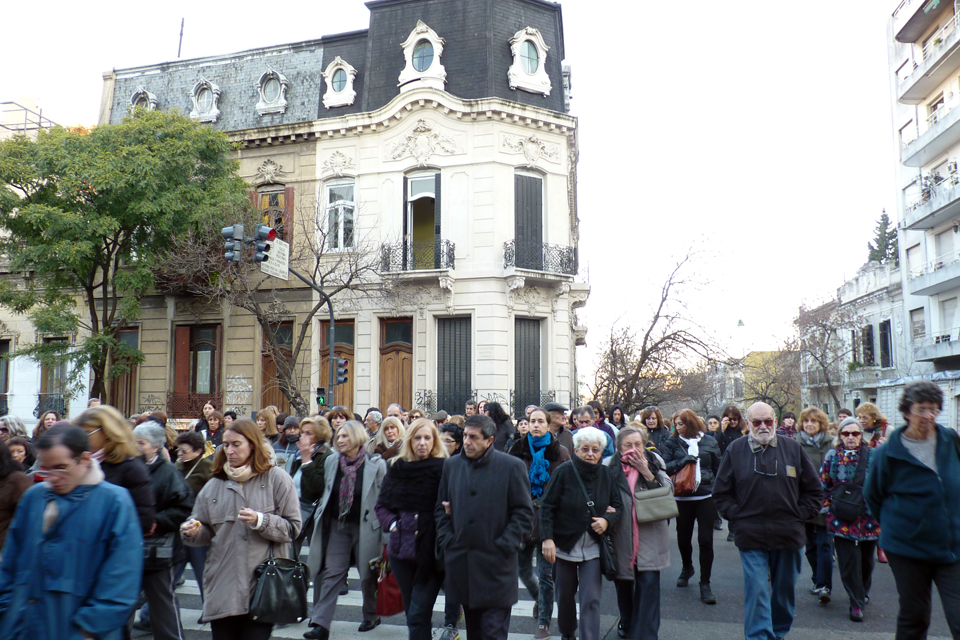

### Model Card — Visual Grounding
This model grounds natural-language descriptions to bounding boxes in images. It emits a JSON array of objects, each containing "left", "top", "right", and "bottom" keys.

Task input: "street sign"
[{"left": 260, "top": 238, "right": 289, "bottom": 280}]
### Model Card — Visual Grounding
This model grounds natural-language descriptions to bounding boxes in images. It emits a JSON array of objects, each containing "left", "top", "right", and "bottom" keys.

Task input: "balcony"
[
  {"left": 908, "top": 248, "right": 960, "bottom": 295},
  {"left": 843, "top": 365, "right": 898, "bottom": 390},
  {"left": 503, "top": 240, "right": 576, "bottom": 279},
  {"left": 34, "top": 393, "right": 67, "bottom": 418},
  {"left": 166, "top": 391, "right": 222, "bottom": 419},
  {"left": 894, "top": 0, "right": 952, "bottom": 44},
  {"left": 915, "top": 328, "right": 960, "bottom": 360},
  {"left": 899, "top": 13, "right": 960, "bottom": 104},
  {"left": 380, "top": 239, "right": 455, "bottom": 279},
  {"left": 901, "top": 92, "right": 960, "bottom": 167},
  {"left": 903, "top": 171, "right": 960, "bottom": 229}
]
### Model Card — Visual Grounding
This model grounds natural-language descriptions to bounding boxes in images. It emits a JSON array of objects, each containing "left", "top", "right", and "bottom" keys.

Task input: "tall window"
[
  {"left": 911, "top": 307, "right": 926, "bottom": 339},
  {"left": 110, "top": 329, "right": 140, "bottom": 417},
  {"left": 515, "top": 174, "right": 543, "bottom": 270},
  {"left": 437, "top": 317, "right": 472, "bottom": 413},
  {"left": 514, "top": 318, "right": 541, "bottom": 418},
  {"left": 258, "top": 186, "right": 292, "bottom": 242},
  {"left": 174, "top": 325, "right": 220, "bottom": 396},
  {"left": 861, "top": 325, "right": 875, "bottom": 365},
  {"left": 325, "top": 179, "right": 355, "bottom": 250},
  {"left": 404, "top": 173, "right": 440, "bottom": 269},
  {"left": 879, "top": 320, "right": 893, "bottom": 368}
]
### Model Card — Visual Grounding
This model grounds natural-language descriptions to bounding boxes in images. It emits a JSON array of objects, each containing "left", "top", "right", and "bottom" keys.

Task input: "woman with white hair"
[
  {"left": 132, "top": 421, "right": 195, "bottom": 639},
  {"left": 366, "top": 415, "right": 405, "bottom": 461},
  {"left": 540, "top": 426, "right": 627, "bottom": 640},
  {"left": 0, "top": 416, "right": 27, "bottom": 443},
  {"left": 305, "top": 420, "right": 388, "bottom": 640}
]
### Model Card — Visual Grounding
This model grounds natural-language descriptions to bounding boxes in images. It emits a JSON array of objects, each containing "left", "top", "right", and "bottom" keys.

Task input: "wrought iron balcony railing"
[
  {"left": 34, "top": 393, "right": 67, "bottom": 418},
  {"left": 510, "top": 390, "right": 556, "bottom": 419},
  {"left": 0, "top": 394, "right": 8, "bottom": 418},
  {"left": 381, "top": 239, "right": 455, "bottom": 273},
  {"left": 504, "top": 240, "right": 576, "bottom": 275},
  {"left": 166, "top": 391, "right": 223, "bottom": 419}
]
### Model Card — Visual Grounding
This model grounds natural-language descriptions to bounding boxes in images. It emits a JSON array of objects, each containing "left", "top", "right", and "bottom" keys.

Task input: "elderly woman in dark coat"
[
  {"left": 797, "top": 406, "right": 834, "bottom": 603},
  {"left": 541, "top": 426, "right": 626, "bottom": 640},
  {"left": 607, "top": 426, "right": 671, "bottom": 640},
  {"left": 375, "top": 419, "right": 448, "bottom": 640}
]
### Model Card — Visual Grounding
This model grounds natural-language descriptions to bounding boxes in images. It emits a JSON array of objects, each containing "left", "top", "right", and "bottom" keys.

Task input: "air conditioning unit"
[{"left": 949, "top": 160, "right": 958, "bottom": 173}]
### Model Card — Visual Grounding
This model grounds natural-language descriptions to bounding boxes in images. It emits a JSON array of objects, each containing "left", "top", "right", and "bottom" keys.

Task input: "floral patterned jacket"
[{"left": 820, "top": 445, "right": 880, "bottom": 541}]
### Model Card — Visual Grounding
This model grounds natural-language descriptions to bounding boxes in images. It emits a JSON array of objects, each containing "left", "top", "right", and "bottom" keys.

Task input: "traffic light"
[
  {"left": 221, "top": 224, "right": 244, "bottom": 262},
  {"left": 253, "top": 224, "right": 276, "bottom": 263},
  {"left": 316, "top": 386, "right": 327, "bottom": 406},
  {"left": 335, "top": 358, "right": 348, "bottom": 385}
]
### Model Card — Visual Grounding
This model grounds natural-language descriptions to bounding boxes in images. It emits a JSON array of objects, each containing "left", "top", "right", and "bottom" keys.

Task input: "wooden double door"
[{"left": 379, "top": 318, "right": 413, "bottom": 411}]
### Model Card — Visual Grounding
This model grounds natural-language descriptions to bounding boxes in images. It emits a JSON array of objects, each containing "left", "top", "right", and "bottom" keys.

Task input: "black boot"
[
  {"left": 700, "top": 582, "right": 717, "bottom": 604},
  {"left": 676, "top": 565, "right": 694, "bottom": 587},
  {"left": 303, "top": 626, "right": 329, "bottom": 640}
]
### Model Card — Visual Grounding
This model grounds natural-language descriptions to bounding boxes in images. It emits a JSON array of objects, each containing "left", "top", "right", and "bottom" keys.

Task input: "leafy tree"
[
  {"left": 867, "top": 210, "right": 899, "bottom": 265},
  {"left": 0, "top": 110, "right": 250, "bottom": 403},
  {"left": 742, "top": 345, "right": 800, "bottom": 418}
]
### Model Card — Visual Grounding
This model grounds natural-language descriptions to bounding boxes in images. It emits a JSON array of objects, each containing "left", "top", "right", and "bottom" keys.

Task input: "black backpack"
[{"left": 829, "top": 446, "right": 869, "bottom": 523}]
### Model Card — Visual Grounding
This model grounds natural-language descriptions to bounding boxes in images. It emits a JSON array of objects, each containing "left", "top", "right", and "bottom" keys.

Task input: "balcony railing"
[
  {"left": 908, "top": 248, "right": 960, "bottom": 279},
  {"left": 34, "top": 393, "right": 67, "bottom": 418},
  {"left": 900, "top": 12, "right": 960, "bottom": 101},
  {"left": 914, "top": 327, "right": 960, "bottom": 348},
  {"left": 380, "top": 239, "right": 455, "bottom": 273},
  {"left": 0, "top": 394, "right": 8, "bottom": 417},
  {"left": 510, "top": 389, "right": 556, "bottom": 419},
  {"left": 166, "top": 391, "right": 223, "bottom": 419},
  {"left": 503, "top": 240, "right": 576, "bottom": 275}
]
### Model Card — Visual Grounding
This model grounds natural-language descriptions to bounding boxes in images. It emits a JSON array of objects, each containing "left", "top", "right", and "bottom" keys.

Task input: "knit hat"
[
  {"left": 838, "top": 416, "right": 861, "bottom": 432},
  {"left": 282, "top": 415, "right": 300, "bottom": 430}
]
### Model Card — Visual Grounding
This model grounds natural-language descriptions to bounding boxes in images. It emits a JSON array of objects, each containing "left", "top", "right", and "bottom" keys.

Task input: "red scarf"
[{"left": 621, "top": 456, "right": 641, "bottom": 569}]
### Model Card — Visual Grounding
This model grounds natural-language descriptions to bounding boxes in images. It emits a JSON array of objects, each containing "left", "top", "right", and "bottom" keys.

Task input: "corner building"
[{"left": 97, "top": 0, "right": 589, "bottom": 420}]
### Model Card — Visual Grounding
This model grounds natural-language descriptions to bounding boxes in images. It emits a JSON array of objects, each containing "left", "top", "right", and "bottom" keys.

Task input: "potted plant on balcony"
[{"left": 935, "top": 36, "right": 944, "bottom": 46}]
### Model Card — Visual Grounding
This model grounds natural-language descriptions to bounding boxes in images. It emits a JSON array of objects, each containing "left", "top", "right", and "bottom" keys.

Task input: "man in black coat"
[
  {"left": 436, "top": 414, "right": 534, "bottom": 640},
  {"left": 713, "top": 402, "right": 823, "bottom": 640}
]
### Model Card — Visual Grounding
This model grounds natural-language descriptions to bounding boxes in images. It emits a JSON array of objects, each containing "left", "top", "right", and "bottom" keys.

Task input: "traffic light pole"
[{"left": 287, "top": 267, "right": 337, "bottom": 406}]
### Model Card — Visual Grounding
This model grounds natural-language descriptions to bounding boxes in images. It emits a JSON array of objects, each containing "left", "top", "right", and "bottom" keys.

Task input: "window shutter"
[
  {"left": 515, "top": 175, "right": 543, "bottom": 269},
  {"left": 284, "top": 186, "right": 294, "bottom": 242},
  {"left": 437, "top": 317, "right": 471, "bottom": 412},
  {"left": 402, "top": 176, "right": 409, "bottom": 271},
  {"left": 174, "top": 326, "right": 191, "bottom": 395},
  {"left": 515, "top": 318, "right": 541, "bottom": 419},
  {"left": 434, "top": 172, "right": 442, "bottom": 237},
  {"left": 862, "top": 325, "right": 875, "bottom": 365}
]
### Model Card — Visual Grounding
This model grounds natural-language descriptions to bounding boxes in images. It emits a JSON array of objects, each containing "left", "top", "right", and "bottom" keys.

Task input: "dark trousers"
[
  {"left": 390, "top": 555, "right": 445, "bottom": 640},
  {"left": 210, "top": 614, "right": 273, "bottom": 640},
  {"left": 556, "top": 558, "right": 602, "bottom": 640},
  {"left": 834, "top": 537, "right": 876, "bottom": 608},
  {"left": 614, "top": 570, "right": 661, "bottom": 640},
  {"left": 141, "top": 567, "right": 185, "bottom": 640},
  {"left": 676, "top": 498, "right": 717, "bottom": 583},
  {"left": 443, "top": 581, "right": 462, "bottom": 628},
  {"left": 518, "top": 541, "right": 556, "bottom": 626},
  {"left": 803, "top": 523, "right": 833, "bottom": 591},
  {"left": 886, "top": 551, "right": 960, "bottom": 640},
  {"left": 141, "top": 546, "right": 208, "bottom": 624},
  {"left": 463, "top": 607, "right": 511, "bottom": 640}
]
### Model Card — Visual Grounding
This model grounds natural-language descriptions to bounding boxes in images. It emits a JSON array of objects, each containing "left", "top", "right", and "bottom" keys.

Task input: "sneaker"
[
  {"left": 850, "top": 605, "right": 864, "bottom": 622},
  {"left": 534, "top": 624, "right": 550, "bottom": 640},
  {"left": 819, "top": 588, "right": 831, "bottom": 604},
  {"left": 809, "top": 585, "right": 821, "bottom": 595},
  {"left": 438, "top": 625, "right": 460, "bottom": 640},
  {"left": 713, "top": 518, "right": 723, "bottom": 531}
]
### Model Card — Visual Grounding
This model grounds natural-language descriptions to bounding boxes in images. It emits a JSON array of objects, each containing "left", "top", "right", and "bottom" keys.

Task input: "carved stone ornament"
[
  {"left": 323, "top": 151, "right": 355, "bottom": 178},
  {"left": 519, "top": 287, "right": 546, "bottom": 317},
  {"left": 322, "top": 56, "right": 358, "bottom": 109},
  {"left": 552, "top": 282, "right": 571, "bottom": 320},
  {"left": 439, "top": 275, "right": 455, "bottom": 314},
  {"left": 189, "top": 76, "right": 221, "bottom": 123},
  {"left": 256, "top": 159, "right": 286, "bottom": 185},
  {"left": 501, "top": 134, "right": 560, "bottom": 167},
  {"left": 398, "top": 21, "right": 447, "bottom": 92},
  {"left": 130, "top": 86, "right": 158, "bottom": 112},
  {"left": 256, "top": 66, "right": 289, "bottom": 116},
  {"left": 507, "top": 27, "right": 552, "bottom": 96},
  {"left": 0, "top": 321, "right": 21, "bottom": 348},
  {"left": 505, "top": 276, "right": 525, "bottom": 314},
  {"left": 388, "top": 119, "right": 464, "bottom": 167}
]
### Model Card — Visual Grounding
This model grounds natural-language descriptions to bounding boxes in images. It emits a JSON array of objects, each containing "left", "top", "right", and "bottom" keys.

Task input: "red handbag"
[{"left": 375, "top": 547, "right": 404, "bottom": 617}]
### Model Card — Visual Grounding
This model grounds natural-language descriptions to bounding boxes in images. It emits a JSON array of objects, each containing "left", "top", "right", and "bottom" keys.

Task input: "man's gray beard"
[{"left": 753, "top": 431, "right": 775, "bottom": 445}]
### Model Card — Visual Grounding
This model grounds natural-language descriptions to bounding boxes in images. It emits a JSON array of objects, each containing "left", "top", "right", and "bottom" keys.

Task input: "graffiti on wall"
[
  {"left": 225, "top": 375, "right": 253, "bottom": 417},
  {"left": 139, "top": 394, "right": 165, "bottom": 413}
]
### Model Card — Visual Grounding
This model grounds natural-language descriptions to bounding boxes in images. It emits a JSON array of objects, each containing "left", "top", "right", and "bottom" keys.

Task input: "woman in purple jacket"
[{"left": 375, "top": 419, "right": 449, "bottom": 640}]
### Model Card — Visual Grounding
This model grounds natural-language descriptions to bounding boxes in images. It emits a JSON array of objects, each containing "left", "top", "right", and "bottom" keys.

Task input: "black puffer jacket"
[
  {"left": 661, "top": 433, "right": 722, "bottom": 496},
  {"left": 102, "top": 455, "right": 156, "bottom": 533},
  {"left": 146, "top": 455, "right": 195, "bottom": 567},
  {"left": 540, "top": 455, "right": 626, "bottom": 553}
]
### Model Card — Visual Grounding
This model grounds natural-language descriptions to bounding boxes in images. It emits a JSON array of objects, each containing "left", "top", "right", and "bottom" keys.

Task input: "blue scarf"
[{"left": 528, "top": 432, "right": 552, "bottom": 498}]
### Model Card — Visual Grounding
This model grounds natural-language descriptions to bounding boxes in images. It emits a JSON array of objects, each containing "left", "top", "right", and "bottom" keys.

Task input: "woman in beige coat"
[{"left": 181, "top": 418, "right": 301, "bottom": 640}]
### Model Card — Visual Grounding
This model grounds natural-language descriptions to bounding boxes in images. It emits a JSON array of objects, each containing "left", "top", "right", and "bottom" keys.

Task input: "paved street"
[{"left": 160, "top": 519, "right": 954, "bottom": 640}]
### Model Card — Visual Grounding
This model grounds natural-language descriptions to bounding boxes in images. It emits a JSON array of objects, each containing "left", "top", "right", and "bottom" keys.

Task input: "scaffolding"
[{"left": 0, "top": 101, "right": 57, "bottom": 139}]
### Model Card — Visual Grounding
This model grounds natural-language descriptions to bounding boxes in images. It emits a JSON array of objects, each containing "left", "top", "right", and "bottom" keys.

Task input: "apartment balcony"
[
  {"left": 903, "top": 171, "right": 960, "bottom": 229},
  {"left": 843, "top": 365, "right": 898, "bottom": 391},
  {"left": 379, "top": 239, "right": 455, "bottom": 281},
  {"left": 34, "top": 393, "right": 67, "bottom": 418},
  {"left": 901, "top": 92, "right": 960, "bottom": 167},
  {"left": 915, "top": 329, "right": 960, "bottom": 361},
  {"left": 503, "top": 240, "right": 576, "bottom": 282},
  {"left": 166, "top": 391, "right": 222, "bottom": 419},
  {"left": 908, "top": 249, "right": 960, "bottom": 295},
  {"left": 899, "top": 13, "right": 960, "bottom": 105},
  {"left": 894, "top": 0, "right": 952, "bottom": 44}
]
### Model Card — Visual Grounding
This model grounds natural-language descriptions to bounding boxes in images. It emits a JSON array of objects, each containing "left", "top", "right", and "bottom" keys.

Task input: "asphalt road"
[{"left": 154, "top": 518, "right": 954, "bottom": 640}]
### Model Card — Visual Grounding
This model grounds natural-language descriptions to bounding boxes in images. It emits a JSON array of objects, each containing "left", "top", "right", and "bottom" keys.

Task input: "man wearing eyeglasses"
[
  {"left": 713, "top": 402, "right": 823, "bottom": 640},
  {"left": 0, "top": 423, "right": 143, "bottom": 639}
]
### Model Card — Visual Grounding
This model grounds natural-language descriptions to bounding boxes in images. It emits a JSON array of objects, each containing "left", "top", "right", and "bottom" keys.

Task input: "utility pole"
[{"left": 178, "top": 18, "right": 185, "bottom": 58}]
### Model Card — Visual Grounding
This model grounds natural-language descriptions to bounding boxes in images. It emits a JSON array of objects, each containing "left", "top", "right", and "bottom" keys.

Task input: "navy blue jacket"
[{"left": 864, "top": 424, "right": 960, "bottom": 563}]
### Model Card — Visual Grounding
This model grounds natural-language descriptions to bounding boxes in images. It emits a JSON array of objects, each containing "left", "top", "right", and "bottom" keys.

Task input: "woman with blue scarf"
[{"left": 509, "top": 407, "right": 571, "bottom": 640}]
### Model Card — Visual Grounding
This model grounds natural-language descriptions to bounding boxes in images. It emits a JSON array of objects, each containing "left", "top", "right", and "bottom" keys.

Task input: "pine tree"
[{"left": 867, "top": 210, "right": 899, "bottom": 265}]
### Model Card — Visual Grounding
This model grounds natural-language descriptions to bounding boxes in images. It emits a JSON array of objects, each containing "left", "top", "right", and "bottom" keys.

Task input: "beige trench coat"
[
  {"left": 182, "top": 466, "right": 301, "bottom": 622},
  {"left": 306, "top": 452, "right": 387, "bottom": 582}
]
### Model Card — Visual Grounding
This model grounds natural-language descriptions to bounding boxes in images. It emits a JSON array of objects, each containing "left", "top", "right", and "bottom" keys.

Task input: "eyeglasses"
[
  {"left": 36, "top": 457, "right": 82, "bottom": 479},
  {"left": 751, "top": 418, "right": 775, "bottom": 428},
  {"left": 911, "top": 407, "right": 940, "bottom": 418},
  {"left": 644, "top": 406, "right": 658, "bottom": 412},
  {"left": 577, "top": 446, "right": 603, "bottom": 455},
  {"left": 753, "top": 452, "right": 778, "bottom": 477},
  {"left": 840, "top": 431, "right": 862, "bottom": 438}
]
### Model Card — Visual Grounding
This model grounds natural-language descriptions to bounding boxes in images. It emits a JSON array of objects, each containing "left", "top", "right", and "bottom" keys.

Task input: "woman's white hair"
[
  {"left": 572, "top": 425, "right": 606, "bottom": 449},
  {"left": 132, "top": 421, "right": 167, "bottom": 449}
]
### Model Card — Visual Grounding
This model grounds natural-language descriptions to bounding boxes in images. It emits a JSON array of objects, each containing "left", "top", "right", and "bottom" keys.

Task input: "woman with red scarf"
[{"left": 606, "top": 426, "right": 673, "bottom": 639}]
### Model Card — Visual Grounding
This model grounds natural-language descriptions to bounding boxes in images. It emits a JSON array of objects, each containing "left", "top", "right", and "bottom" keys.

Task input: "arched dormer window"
[
  {"left": 130, "top": 86, "right": 158, "bottom": 112},
  {"left": 398, "top": 21, "right": 446, "bottom": 93},
  {"left": 508, "top": 27, "right": 552, "bottom": 96},
  {"left": 322, "top": 57, "right": 358, "bottom": 109},
  {"left": 256, "top": 67, "right": 289, "bottom": 116},
  {"left": 189, "top": 76, "right": 221, "bottom": 123}
]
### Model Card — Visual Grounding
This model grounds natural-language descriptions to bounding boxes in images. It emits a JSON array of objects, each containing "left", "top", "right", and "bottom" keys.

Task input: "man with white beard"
[{"left": 713, "top": 402, "right": 823, "bottom": 640}]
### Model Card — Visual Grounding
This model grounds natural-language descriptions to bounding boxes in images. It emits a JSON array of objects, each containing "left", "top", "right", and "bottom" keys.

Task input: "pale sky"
[{"left": 2, "top": 0, "right": 897, "bottom": 375}]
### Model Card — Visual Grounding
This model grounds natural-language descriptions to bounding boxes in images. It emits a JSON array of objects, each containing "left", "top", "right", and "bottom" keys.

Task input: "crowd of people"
[{"left": 0, "top": 384, "right": 957, "bottom": 640}]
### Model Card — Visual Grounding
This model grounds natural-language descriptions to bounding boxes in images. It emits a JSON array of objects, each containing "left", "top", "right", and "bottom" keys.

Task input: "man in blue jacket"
[{"left": 0, "top": 424, "right": 143, "bottom": 640}]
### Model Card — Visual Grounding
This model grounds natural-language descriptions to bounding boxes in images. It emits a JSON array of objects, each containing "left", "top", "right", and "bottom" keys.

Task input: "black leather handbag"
[
  {"left": 571, "top": 466, "right": 617, "bottom": 582},
  {"left": 249, "top": 545, "right": 310, "bottom": 625}
]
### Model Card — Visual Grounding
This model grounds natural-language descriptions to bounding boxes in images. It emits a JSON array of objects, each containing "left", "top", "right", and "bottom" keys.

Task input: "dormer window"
[
  {"left": 322, "top": 56, "right": 358, "bottom": 108},
  {"left": 508, "top": 27, "right": 552, "bottom": 96},
  {"left": 398, "top": 21, "right": 446, "bottom": 93},
  {"left": 256, "top": 67, "right": 289, "bottom": 116},
  {"left": 189, "top": 77, "right": 221, "bottom": 123},
  {"left": 130, "top": 86, "right": 158, "bottom": 112}
]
